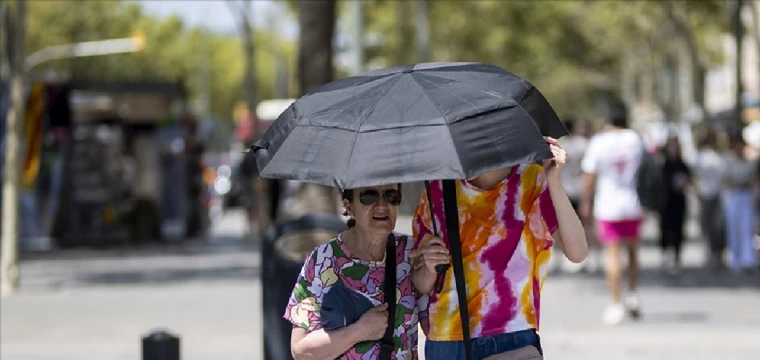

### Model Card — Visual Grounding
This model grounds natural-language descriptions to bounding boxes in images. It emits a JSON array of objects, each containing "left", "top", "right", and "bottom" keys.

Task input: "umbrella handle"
[{"left": 425, "top": 181, "right": 451, "bottom": 275}]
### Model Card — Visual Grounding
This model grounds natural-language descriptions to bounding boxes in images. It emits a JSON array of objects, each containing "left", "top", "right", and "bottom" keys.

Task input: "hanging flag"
[{"left": 22, "top": 83, "right": 45, "bottom": 190}]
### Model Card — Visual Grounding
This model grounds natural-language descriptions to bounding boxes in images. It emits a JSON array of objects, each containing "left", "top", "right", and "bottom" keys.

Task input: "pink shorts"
[{"left": 596, "top": 218, "right": 641, "bottom": 244}]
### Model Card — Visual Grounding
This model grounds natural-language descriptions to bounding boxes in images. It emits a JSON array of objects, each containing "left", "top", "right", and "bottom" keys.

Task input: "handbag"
[{"left": 482, "top": 345, "right": 543, "bottom": 360}]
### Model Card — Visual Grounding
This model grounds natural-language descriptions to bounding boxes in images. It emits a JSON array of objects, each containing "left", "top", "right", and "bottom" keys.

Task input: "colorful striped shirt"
[{"left": 413, "top": 164, "right": 559, "bottom": 341}]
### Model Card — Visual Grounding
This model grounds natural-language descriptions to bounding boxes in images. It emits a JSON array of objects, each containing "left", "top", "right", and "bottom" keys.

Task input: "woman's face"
[{"left": 343, "top": 184, "right": 400, "bottom": 237}]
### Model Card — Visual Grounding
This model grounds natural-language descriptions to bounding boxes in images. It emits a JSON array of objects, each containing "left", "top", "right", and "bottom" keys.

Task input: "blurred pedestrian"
[
  {"left": 693, "top": 131, "right": 726, "bottom": 268},
  {"left": 658, "top": 135, "right": 692, "bottom": 275},
  {"left": 722, "top": 136, "right": 759, "bottom": 274},
  {"left": 581, "top": 100, "right": 644, "bottom": 325}
]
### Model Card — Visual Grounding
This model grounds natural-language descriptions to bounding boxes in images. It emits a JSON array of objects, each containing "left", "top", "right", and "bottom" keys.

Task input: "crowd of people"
[{"left": 557, "top": 102, "right": 760, "bottom": 326}]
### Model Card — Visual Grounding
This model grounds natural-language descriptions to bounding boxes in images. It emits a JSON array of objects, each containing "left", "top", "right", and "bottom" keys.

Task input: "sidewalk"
[
  {"left": 1, "top": 210, "right": 758, "bottom": 360},
  {"left": 395, "top": 213, "right": 760, "bottom": 360}
]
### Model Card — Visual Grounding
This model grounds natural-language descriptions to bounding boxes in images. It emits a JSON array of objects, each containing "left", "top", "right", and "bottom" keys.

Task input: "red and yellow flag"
[{"left": 22, "top": 83, "right": 45, "bottom": 190}]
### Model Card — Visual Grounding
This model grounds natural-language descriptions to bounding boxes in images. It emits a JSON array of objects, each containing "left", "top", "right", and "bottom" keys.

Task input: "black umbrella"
[
  {"left": 250, "top": 62, "right": 567, "bottom": 360},
  {"left": 251, "top": 62, "right": 567, "bottom": 190}
]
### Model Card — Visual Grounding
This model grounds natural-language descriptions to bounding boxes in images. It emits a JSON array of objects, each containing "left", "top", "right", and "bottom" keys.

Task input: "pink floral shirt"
[{"left": 284, "top": 232, "right": 420, "bottom": 359}]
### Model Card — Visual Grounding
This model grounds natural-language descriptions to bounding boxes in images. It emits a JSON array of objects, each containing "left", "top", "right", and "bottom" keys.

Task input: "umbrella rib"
[
  {"left": 302, "top": 73, "right": 397, "bottom": 100},
  {"left": 310, "top": 77, "right": 397, "bottom": 128},
  {"left": 342, "top": 75, "right": 406, "bottom": 186},
  {"left": 409, "top": 75, "right": 466, "bottom": 176},
  {"left": 411, "top": 75, "right": 478, "bottom": 116},
  {"left": 416, "top": 72, "right": 517, "bottom": 101}
]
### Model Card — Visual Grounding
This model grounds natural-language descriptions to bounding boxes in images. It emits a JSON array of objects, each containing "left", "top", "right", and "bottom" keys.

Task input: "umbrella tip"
[{"left": 245, "top": 142, "right": 269, "bottom": 154}]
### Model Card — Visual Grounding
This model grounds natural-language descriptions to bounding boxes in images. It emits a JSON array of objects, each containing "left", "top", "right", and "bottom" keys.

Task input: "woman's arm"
[
  {"left": 290, "top": 325, "right": 365, "bottom": 360},
  {"left": 411, "top": 250, "right": 437, "bottom": 294},
  {"left": 291, "top": 304, "right": 389, "bottom": 360},
  {"left": 411, "top": 193, "right": 441, "bottom": 294},
  {"left": 411, "top": 236, "right": 449, "bottom": 294},
  {"left": 548, "top": 177, "right": 588, "bottom": 263},
  {"left": 543, "top": 136, "right": 588, "bottom": 263}
]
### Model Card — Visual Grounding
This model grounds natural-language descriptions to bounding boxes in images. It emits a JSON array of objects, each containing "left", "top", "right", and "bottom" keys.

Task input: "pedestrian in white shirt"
[
  {"left": 693, "top": 132, "right": 726, "bottom": 268},
  {"left": 581, "top": 102, "right": 644, "bottom": 326}
]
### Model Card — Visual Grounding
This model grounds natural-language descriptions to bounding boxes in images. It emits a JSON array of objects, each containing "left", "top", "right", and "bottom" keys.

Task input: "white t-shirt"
[
  {"left": 581, "top": 128, "right": 643, "bottom": 221},
  {"left": 693, "top": 148, "right": 725, "bottom": 197}
]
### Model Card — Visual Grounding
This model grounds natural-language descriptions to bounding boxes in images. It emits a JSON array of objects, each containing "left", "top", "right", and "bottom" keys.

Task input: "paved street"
[
  {"left": 1, "top": 210, "right": 261, "bottom": 360},
  {"left": 2, "top": 209, "right": 759, "bottom": 360}
]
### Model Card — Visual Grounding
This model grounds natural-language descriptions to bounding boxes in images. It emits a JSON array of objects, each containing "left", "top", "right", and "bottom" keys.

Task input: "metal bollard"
[{"left": 142, "top": 329, "right": 180, "bottom": 360}]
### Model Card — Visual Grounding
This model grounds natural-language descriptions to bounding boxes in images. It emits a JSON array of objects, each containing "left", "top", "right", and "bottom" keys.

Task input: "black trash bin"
[{"left": 262, "top": 213, "right": 347, "bottom": 360}]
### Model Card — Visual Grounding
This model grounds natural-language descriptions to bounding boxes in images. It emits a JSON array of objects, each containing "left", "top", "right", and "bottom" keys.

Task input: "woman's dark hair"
[
  {"left": 664, "top": 136, "right": 682, "bottom": 160},
  {"left": 601, "top": 98, "right": 629, "bottom": 129},
  {"left": 341, "top": 184, "right": 403, "bottom": 229}
]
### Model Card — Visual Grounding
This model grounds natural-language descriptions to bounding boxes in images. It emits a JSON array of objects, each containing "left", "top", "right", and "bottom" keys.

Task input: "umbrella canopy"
[{"left": 251, "top": 62, "right": 567, "bottom": 189}]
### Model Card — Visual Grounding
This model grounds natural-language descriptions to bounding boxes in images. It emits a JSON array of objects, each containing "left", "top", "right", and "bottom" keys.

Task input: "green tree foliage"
[
  {"left": 361, "top": 0, "right": 728, "bottom": 119},
  {"left": 23, "top": 0, "right": 298, "bottom": 120}
]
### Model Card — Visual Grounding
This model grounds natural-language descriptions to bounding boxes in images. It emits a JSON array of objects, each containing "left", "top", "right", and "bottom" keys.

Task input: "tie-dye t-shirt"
[
  {"left": 413, "top": 164, "right": 559, "bottom": 341},
  {"left": 284, "top": 232, "right": 420, "bottom": 359}
]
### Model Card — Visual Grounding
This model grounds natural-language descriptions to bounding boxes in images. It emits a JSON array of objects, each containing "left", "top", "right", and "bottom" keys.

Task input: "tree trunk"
[
  {"left": 398, "top": 0, "right": 432, "bottom": 216},
  {"left": 393, "top": 0, "right": 413, "bottom": 66},
  {"left": 665, "top": 0, "right": 708, "bottom": 122},
  {"left": 298, "top": 0, "right": 336, "bottom": 97},
  {"left": 414, "top": 0, "right": 431, "bottom": 64},
  {"left": 240, "top": 0, "right": 257, "bottom": 140},
  {"left": 285, "top": 0, "right": 339, "bottom": 221},
  {"left": 734, "top": 0, "right": 744, "bottom": 133},
  {"left": 750, "top": 0, "right": 760, "bottom": 103},
  {"left": 2, "top": 0, "right": 25, "bottom": 296}
]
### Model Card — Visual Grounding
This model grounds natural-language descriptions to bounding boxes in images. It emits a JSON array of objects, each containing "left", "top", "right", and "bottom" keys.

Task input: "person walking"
[
  {"left": 722, "top": 137, "right": 759, "bottom": 274},
  {"left": 693, "top": 131, "right": 726, "bottom": 268},
  {"left": 658, "top": 136, "right": 692, "bottom": 275},
  {"left": 581, "top": 101, "right": 644, "bottom": 325}
]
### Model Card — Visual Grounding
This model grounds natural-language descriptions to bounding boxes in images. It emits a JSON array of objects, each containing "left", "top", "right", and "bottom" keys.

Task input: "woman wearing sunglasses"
[{"left": 284, "top": 183, "right": 448, "bottom": 359}]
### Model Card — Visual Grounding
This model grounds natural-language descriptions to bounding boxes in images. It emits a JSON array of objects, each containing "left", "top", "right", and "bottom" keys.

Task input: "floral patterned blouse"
[{"left": 284, "top": 231, "right": 420, "bottom": 359}]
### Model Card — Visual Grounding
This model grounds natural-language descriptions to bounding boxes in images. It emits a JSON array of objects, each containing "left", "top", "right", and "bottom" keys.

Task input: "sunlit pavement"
[
  {"left": 1, "top": 209, "right": 261, "bottom": 360},
  {"left": 395, "top": 214, "right": 760, "bottom": 360},
  {"left": 1, "top": 210, "right": 758, "bottom": 360}
]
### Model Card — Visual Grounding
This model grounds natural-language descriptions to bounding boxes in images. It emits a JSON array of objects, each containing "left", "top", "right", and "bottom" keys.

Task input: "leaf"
[
  {"left": 343, "top": 263, "right": 369, "bottom": 280},
  {"left": 354, "top": 340, "right": 376, "bottom": 353},
  {"left": 330, "top": 240, "right": 347, "bottom": 258},
  {"left": 393, "top": 303, "right": 413, "bottom": 328}
]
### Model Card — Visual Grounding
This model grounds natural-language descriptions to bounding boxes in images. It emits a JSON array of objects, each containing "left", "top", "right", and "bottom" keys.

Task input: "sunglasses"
[{"left": 358, "top": 189, "right": 402, "bottom": 206}]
